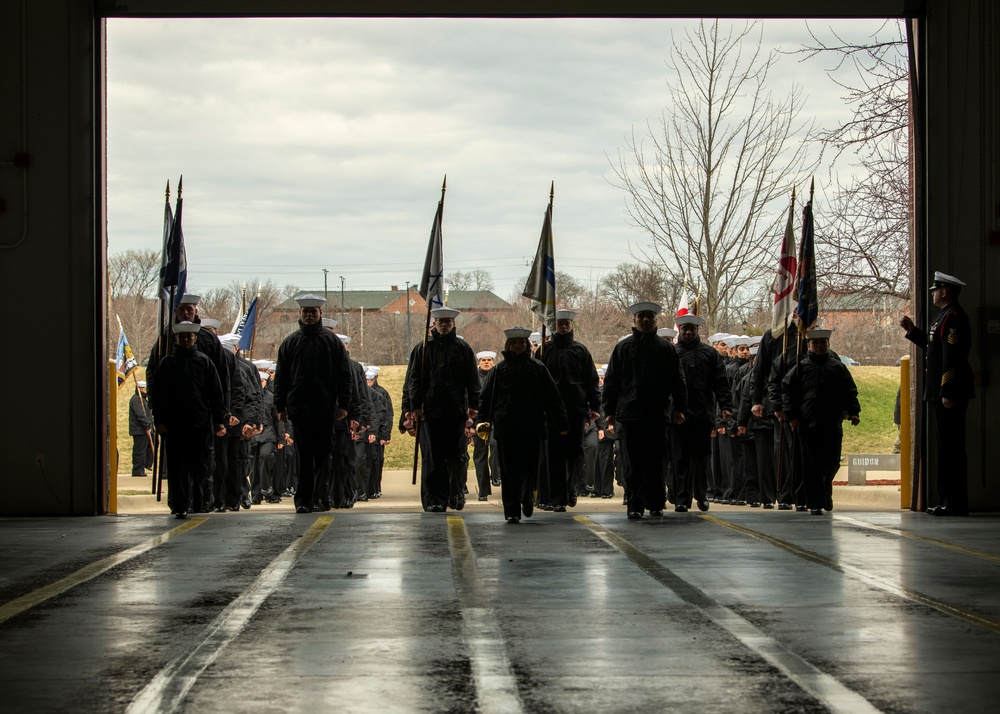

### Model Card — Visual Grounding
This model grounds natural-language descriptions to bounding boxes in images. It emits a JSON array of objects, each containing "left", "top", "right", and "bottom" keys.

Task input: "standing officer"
[
  {"left": 901, "top": 271, "right": 976, "bottom": 516},
  {"left": 274, "top": 294, "right": 351, "bottom": 514},
  {"left": 603, "top": 302, "right": 687, "bottom": 519},
  {"left": 671, "top": 314, "right": 732, "bottom": 512},
  {"left": 405, "top": 306, "right": 481, "bottom": 512},
  {"left": 541, "top": 308, "right": 601, "bottom": 512},
  {"left": 473, "top": 350, "right": 500, "bottom": 500},
  {"left": 782, "top": 328, "right": 861, "bottom": 514}
]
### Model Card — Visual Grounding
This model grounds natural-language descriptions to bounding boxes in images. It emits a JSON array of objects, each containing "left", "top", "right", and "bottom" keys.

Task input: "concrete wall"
[{"left": 0, "top": 0, "right": 997, "bottom": 513}]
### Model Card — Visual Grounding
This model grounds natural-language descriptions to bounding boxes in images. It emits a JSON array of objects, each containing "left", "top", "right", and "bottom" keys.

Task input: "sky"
[{"left": 106, "top": 17, "right": 900, "bottom": 302}]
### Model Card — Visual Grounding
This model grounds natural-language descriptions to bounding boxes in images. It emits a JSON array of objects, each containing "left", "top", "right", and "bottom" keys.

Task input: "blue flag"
[
  {"left": 522, "top": 199, "right": 557, "bottom": 333},
  {"left": 418, "top": 198, "right": 445, "bottom": 311},
  {"left": 795, "top": 200, "right": 818, "bottom": 333},
  {"left": 115, "top": 317, "right": 138, "bottom": 387},
  {"left": 161, "top": 185, "right": 187, "bottom": 311},
  {"left": 236, "top": 296, "right": 258, "bottom": 352}
]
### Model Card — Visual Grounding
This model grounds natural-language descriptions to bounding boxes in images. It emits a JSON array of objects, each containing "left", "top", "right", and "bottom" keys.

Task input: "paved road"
[{"left": 2, "top": 508, "right": 999, "bottom": 713}]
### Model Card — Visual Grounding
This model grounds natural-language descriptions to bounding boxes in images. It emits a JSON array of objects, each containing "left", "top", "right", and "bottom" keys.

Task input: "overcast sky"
[{"left": 106, "top": 17, "right": 899, "bottom": 302}]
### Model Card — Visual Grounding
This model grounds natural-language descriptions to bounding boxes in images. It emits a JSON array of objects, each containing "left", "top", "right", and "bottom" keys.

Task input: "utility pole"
[
  {"left": 340, "top": 275, "right": 346, "bottom": 331},
  {"left": 323, "top": 268, "right": 329, "bottom": 303}
]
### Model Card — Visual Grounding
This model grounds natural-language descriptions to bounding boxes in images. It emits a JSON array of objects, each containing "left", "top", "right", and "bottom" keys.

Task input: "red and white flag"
[{"left": 771, "top": 199, "right": 797, "bottom": 337}]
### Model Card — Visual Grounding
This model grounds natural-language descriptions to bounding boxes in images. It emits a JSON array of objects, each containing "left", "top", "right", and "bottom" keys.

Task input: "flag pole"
[
  {"left": 248, "top": 285, "right": 261, "bottom": 360},
  {"left": 152, "top": 179, "right": 171, "bottom": 498},
  {"left": 538, "top": 182, "right": 554, "bottom": 359},
  {"left": 775, "top": 185, "right": 795, "bottom": 496},
  {"left": 412, "top": 175, "right": 446, "bottom": 486}
]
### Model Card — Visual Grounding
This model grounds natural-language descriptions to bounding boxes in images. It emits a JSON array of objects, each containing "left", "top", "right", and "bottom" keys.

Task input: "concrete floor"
[{"left": 3, "top": 473, "right": 998, "bottom": 713}]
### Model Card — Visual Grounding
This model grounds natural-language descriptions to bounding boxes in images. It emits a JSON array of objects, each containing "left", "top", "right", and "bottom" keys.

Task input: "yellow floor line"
[
  {"left": 834, "top": 514, "right": 1000, "bottom": 563},
  {"left": 0, "top": 518, "right": 207, "bottom": 625}
]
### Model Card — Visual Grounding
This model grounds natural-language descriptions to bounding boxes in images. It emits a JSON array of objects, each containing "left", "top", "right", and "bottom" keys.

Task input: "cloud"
[{"left": 107, "top": 16, "right": 898, "bottom": 298}]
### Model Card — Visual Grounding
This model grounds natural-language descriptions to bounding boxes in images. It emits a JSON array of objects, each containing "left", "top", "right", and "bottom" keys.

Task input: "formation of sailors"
[
  {"left": 144, "top": 293, "right": 392, "bottom": 518},
  {"left": 143, "top": 291, "right": 860, "bottom": 521}
]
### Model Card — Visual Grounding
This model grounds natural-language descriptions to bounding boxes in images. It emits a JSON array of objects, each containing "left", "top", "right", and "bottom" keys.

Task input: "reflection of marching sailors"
[
  {"left": 603, "top": 302, "right": 687, "bottom": 520},
  {"left": 274, "top": 294, "right": 351, "bottom": 514},
  {"left": 365, "top": 367, "right": 392, "bottom": 500},
  {"left": 479, "top": 326, "right": 568, "bottom": 523}
]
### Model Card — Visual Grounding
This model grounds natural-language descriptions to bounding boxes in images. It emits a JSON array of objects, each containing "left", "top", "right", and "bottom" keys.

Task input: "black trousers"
[
  {"left": 774, "top": 421, "right": 805, "bottom": 506},
  {"left": 250, "top": 441, "right": 277, "bottom": 500},
  {"left": 592, "top": 437, "right": 616, "bottom": 497},
  {"left": 620, "top": 419, "right": 668, "bottom": 514},
  {"left": 545, "top": 416, "right": 585, "bottom": 507},
  {"left": 328, "top": 427, "right": 354, "bottom": 508},
  {"left": 419, "top": 417, "right": 467, "bottom": 510},
  {"left": 752, "top": 424, "right": 776, "bottom": 505},
  {"left": 472, "top": 435, "right": 498, "bottom": 497},
  {"left": 496, "top": 435, "right": 540, "bottom": 520},
  {"left": 131, "top": 434, "right": 153, "bottom": 475},
  {"left": 799, "top": 426, "right": 842, "bottom": 511},
  {"left": 933, "top": 400, "right": 969, "bottom": 512},
  {"left": 164, "top": 428, "right": 212, "bottom": 515},
  {"left": 670, "top": 419, "right": 712, "bottom": 508},
  {"left": 294, "top": 417, "right": 334, "bottom": 511}
]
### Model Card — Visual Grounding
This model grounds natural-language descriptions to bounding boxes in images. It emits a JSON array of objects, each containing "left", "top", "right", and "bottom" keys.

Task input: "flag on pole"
[
  {"left": 161, "top": 177, "right": 187, "bottom": 311},
  {"left": 236, "top": 295, "right": 259, "bottom": 351},
  {"left": 772, "top": 197, "right": 798, "bottom": 337},
  {"left": 115, "top": 316, "right": 139, "bottom": 387},
  {"left": 157, "top": 183, "right": 174, "bottom": 330},
  {"left": 795, "top": 198, "right": 818, "bottom": 333},
  {"left": 522, "top": 195, "right": 557, "bottom": 334},
  {"left": 418, "top": 197, "right": 445, "bottom": 312},
  {"left": 676, "top": 292, "right": 690, "bottom": 316}
]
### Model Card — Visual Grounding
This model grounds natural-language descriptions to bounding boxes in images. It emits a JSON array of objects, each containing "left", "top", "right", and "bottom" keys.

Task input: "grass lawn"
[{"left": 113, "top": 364, "right": 904, "bottom": 473}]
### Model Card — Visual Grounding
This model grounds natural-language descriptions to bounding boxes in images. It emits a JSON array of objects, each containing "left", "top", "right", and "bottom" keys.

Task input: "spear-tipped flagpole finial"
[
  {"left": 809, "top": 177, "right": 814, "bottom": 202},
  {"left": 177, "top": 175, "right": 183, "bottom": 198},
  {"left": 550, "top": 180, "right": 554, "bottom": 201},
  {"left": 165, "top": 180, "right": 170, "bottom": 201},
  {"left": 791, "top": 185, "right": 796, "bottom": 204}
]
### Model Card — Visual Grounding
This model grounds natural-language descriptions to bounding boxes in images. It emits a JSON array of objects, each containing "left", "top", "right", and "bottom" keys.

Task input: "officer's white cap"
[
  {"left": 675, "top": 314, "right": 705, "bottom": 327},
  {"left": 504, "top": 326, "right": 533, "bottom": 340},
  {"left": 750, "top": 345, "right": 759, "bottom": 356},
  {"left": 477, "top": 351, "right": 497, "bottom": 360},
  {"left": 321, "top": 317, "right": 339, "bottom": 328},
  {"left": 556, "top": 309, "right": 577, "bottom": 321},
  {"left": 749, "top": 335, "right": 763, "bottom": 346},
  {"left": 708, "top": 333, "right": 730, "bottom": 343},
  {"left": 365, "top": 370, "right": 377, "bottom": 380},
  {"left": 369, "top": 366, "right": 381, "bottom": 375},
  {"left": 200, "top": 318, "right": 221, "bottom": 330},
  {"left": 177, "top": 294, "right": 200, "bottom": 306},
  {"left": 805, "top": 328, "right": 833, "bottom": 340},
  {"left": 596, "top": 367, "right": 606, "bottom": 377},
  {"left": 173, "top": 321, "right": 200, "bottom": 333},
  {"left": 295, "top": 294, "right": 326, "bottom": 308},
  {"left": 337, "top": 334, "right": 352, "bottom": 345},
  {"left": 528, "top": 332, "right": 541, "bottom": 344},
  {"left": 930, "top": 271, "right": 966, "bottom": 290},
  {"left": 657, "top": 327, "right": 677, "bottom": 338},
  {"left": 628, "top": 301, "right": 662, "bottom": 315},
  {"left": 431, "top": 306, "right": 460, "bottom": 319},
  {"left": 137, "top": 380, "right": 146, "bottom": 388}
]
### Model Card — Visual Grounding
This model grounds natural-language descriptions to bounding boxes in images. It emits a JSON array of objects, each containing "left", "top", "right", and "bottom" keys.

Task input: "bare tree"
[
  {"left": 598, "top": 261, "right": 686, "bottom": 312},
  {"left": 448, "top": 269, "right": 495, "bottom": 292},
  {"left": 610, "top": 20, "right": 817, "bottom": 328},
  {"left": 795, "top": 22, "right": 910, "bottom": 299},
  {"left": 109, "top": 249, "right": 160, "bottom": 298}
]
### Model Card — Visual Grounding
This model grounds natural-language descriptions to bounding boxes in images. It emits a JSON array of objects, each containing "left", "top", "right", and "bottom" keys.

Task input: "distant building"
[{"left": 817, "top": 291, "right": 911, "bottom": 366}]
